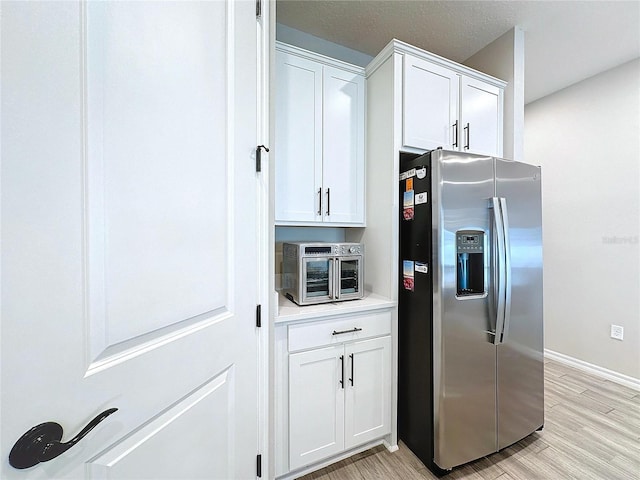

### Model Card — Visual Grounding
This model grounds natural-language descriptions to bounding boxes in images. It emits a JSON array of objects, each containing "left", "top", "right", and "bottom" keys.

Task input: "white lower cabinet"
[
  {"left": 289, "top": 336, "right": 391, "bottom": 471},
  {"left": 344, "top": 336, "right": 392, "bottom": 449},
  {"left": 276, "top": 307, "right": 393, "bottom": 476},
  {"left": 289, "top": 345, "right": 345, "bottom": 470}
]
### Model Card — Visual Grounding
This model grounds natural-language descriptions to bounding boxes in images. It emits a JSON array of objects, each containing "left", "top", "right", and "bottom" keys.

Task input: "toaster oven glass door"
[
  {"left": 336, "top": 256, "right": 362, "bottom": 300},
  {"left": 302, "top": 258, "right": 333, "bottom": 303}
]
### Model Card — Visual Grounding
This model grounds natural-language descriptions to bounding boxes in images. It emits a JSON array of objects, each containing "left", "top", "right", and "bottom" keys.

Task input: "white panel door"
[
  {"left": 322, "top": 65, "right": 365, "bottom": 224},
  {"left": 289, "top": 345, "right": 345, "bottom": 471},
  {"left": 1, "top": 1, "right": 262, "bottom": 479},
  {"left": 403, "top": 54, "right": 460, "bottom": 151},
  {"left": 344, "top": 336, "right": 392, "bottom": 449},
  {"left": 460, "top": 76, "right": 503, "bottom": 157},
  {"left": 275, "top": 50, "right": 323, "bottom": 223}
]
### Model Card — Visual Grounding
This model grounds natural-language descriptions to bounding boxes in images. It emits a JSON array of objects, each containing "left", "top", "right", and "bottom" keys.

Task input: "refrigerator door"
[
  {"left": 495, "top": 159, "right": 544, "bottom": 449},
  {"left": 432, "top": 150, "right": 497, "bottom": 469}
]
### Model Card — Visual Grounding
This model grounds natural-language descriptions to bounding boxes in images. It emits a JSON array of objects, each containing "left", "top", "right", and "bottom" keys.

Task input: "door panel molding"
[
  {"left": 82, "top": 1, "right": 235, "bottom": 370},
  {"left": 87, "top": 368, "right": 234, "bottom": 478}
]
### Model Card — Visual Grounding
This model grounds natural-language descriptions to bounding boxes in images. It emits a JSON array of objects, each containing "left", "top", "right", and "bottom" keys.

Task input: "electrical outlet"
[{"left": 610, "top": 324, "right": 624, "bottom": 340}]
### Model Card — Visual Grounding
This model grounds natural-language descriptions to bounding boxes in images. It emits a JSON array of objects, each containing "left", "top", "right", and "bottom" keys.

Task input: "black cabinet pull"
[
  {"left": 332, "top": 327, "right": 362, "bottom": 336},
  {"left": 464, "top": 123, "right": 470, "bottom": 150},
  {"left": 349, "top": 353, "right": 354, "bottom": 386},
  {"left": 326, "top": 188, "right": 331, "bottom": 216},
  {"left": 452, "top": 120, "right": 458, "bottom": 147},
  {"left": 9, "top": 408, "right": 118, "bottom": 469},
  {"left": 339, "top": 355, "right": 344, "bottom": 389},
  {"left": 317, "top": 188, "right": 322, "bottom": 216}
]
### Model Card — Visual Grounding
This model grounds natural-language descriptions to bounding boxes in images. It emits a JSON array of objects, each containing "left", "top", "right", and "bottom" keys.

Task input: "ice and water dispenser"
[{"left": 456, "top": 230, "right": 485, "bottom": 297}]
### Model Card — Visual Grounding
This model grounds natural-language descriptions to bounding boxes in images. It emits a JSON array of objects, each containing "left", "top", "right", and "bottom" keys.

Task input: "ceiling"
[{"left": 276, "top": 0, "right": 640, "bottom": 104}]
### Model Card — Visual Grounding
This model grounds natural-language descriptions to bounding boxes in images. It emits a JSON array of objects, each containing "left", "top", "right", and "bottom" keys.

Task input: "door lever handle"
[{"left": 9, "top": 408, "right": 118, "bottom": 469}]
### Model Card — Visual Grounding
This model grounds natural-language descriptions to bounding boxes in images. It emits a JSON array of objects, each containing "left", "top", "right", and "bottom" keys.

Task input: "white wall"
[
  {"left": 464, "top": 27, "right": 525, "bottom": 162},
  {"left": 276, "top": 23, "right": 372, "bottom": 67},
  {"left": 525, "top": 59, "right": 640, "bottom": 379}
]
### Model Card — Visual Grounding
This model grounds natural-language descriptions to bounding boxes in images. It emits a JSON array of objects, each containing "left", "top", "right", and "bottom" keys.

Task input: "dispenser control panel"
[
  {"left": 457, "top": 232, "right": 484, "bottom": 253},
  {"left": 456, "top": 230, "right": 485, "bottom": 297}
]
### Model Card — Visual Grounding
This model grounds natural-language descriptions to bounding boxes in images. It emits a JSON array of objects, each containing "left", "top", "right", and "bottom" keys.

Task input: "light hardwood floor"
[{"left": 298, "top": 359, "right": 640, "bottom": 480}]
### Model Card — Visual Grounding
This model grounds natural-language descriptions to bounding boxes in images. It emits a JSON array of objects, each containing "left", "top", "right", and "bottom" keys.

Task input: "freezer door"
[
  {"left": 432, "top": 150, "right": 497, "bottom": 469},
  {"left": 495, "top": 159, "right": 544, "bottom": 449}
]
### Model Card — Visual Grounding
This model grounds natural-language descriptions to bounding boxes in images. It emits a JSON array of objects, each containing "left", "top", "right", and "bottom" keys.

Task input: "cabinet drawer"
[{"left": 288, "top": 310, "right": 391, "bottom": 353}]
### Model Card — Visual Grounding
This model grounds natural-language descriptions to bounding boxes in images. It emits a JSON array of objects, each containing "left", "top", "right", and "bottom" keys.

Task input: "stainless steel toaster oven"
[{"left": 282, "top": 242, "right": 364, "bottom": 305}]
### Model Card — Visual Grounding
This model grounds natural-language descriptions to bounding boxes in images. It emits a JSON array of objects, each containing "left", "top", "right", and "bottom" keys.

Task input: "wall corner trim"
[{"left": 544, "top": 349, "right": 640, "bottom": 392}]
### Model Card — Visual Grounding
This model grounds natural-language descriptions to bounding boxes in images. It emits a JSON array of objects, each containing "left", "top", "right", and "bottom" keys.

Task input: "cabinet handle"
[
  {"left": 349, "top": 353, "right": 354, "bottom": 386},
  {"left": 332, "top": 327, "right": 362, "bottom": 336},
  {"left": 464, "top": 123, "right": 470, "bottom": 150},
  {"left": 317, "top": 188, "right": 322, "bottom": 216},
  {"left": 339, "top": 355, "right": 344, "bottom": 389},
  {"left": 326, "top": 188, "right": 331, "bottom": 216},
  {"left": 452, "top": 120, "right": 458, "bottom": 147}
]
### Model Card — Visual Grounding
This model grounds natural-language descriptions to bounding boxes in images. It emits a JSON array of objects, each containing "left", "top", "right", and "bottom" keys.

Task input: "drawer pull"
[{"left": 332, "top": 327, "right": 362, "bottom": 336}]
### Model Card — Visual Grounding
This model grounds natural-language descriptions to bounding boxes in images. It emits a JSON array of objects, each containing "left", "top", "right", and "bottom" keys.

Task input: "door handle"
[
  {"left": 317, "top": 188, "right": 322, "bottom": 216},
  {"left": 9, "top": 408, "right": 118, "bottom": 469},
  {"left": 491, "top": 197, "right": 507, "bottom": 345},
  {"left": 499, "top": 197, "right": 512, "bottom": 343},
  {"left": 339, "top": 355, "right": 344, "bottom": 389}
]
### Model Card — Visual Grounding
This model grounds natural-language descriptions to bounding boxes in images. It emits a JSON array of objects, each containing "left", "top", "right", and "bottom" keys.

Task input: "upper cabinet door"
[
  {"left": 322, "top": 65, "right": 365, "bottom": 224},
  {"left": 460, "top": 76, "right": 503, "bottom": 157},
  {"left": 275, "top": 50, "right": 323, "bottom": 223},
  {"left": 403, "top": 54, "right": 459, "bottom": 151}
]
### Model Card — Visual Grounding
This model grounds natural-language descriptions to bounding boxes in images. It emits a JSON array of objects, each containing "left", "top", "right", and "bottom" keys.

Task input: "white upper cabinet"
[
  {"left": 275, "top": 43, "right": 365, "bottom": 226},
  {"left": 275, "top": 50, "right": 323, "bottom": 223},
  {"left": 460, "top": 75, "right": 503, "bottom": 157},
  {"left": 403, "top": 55, "right": 459, "bottom": 151},
  {"left": 401, "top": 50, "right": 505, "bottom": 157},
  {"left": 322, "top": 65, "right": 365, "bottom": 224}
]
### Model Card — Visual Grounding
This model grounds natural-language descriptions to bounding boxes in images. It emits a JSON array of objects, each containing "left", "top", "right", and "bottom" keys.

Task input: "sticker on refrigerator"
[
  {"left": 400, "top": 168, "right": 416, "bottom": 181},
  {"left": 415, "top": 262, "right": 428, "bottom": 274},
  {"left": 406, "top": 177, "right": 413, "bottom": 191},
  {"left": 403, "top": 261, "right": 415, "bottom": 291},
  {"left": 403, "top": 190, "right": 414, "bottom": 221},
  {"left": 415, "top": 192, "right": 428, "bottom": 205},
  {"left": 416, "top": 167, "right": 427, "bottom": 179}
]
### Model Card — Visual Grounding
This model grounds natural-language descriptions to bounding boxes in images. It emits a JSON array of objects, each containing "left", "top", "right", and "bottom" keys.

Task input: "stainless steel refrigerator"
[{"left": 398, "top": 149, "right": 544, "bottom": 473}]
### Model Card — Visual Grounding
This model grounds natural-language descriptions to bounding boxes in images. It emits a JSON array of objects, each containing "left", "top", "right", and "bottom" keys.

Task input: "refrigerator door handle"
[
  {"left": 500, "top": 197, "right": 512, "bottom": 343},
  {"left": 491, "top": 197, "right": 507, "bottom": 345}
]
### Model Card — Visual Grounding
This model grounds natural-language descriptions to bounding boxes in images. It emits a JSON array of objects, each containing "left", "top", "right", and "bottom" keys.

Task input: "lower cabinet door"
[
  {"left": 344, "top": 336, "right": 392, "bottom": 449},
  {"left": 289, "top": 345, "right": 345, "bottom": 470}
]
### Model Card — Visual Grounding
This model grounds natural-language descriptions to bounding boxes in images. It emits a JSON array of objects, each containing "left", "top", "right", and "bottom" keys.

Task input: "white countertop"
[{"left": 275, "top": 291, "right": 395, "bottom": 324}]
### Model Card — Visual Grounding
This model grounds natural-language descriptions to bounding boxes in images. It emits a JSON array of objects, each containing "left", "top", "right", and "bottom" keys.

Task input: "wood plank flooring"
[{"left": 298, "top": 359, "right": 640, "bottom": 480}]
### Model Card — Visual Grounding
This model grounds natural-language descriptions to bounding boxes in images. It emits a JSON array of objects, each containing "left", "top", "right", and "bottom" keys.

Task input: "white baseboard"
[{"left": 544, "top": 349, "right": 640, "bottom": 392}]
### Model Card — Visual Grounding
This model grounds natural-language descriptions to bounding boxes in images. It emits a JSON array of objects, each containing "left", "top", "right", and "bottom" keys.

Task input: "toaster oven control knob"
[{"left": 350, "top": 246, "right": 358, "bottom": 254}]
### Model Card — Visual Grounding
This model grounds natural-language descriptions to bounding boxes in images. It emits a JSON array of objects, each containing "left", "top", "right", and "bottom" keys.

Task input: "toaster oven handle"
[{"left": 332, "top": 257, "right": 339, "bottom": 300}]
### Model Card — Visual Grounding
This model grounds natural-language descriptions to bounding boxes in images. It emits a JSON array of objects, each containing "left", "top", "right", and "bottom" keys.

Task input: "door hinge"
[
  {"left": 256, "top": 304, "right": 262, "bottom": 328},
  {"left": 256, "top": 145, "right": 269, "bottom": 172},
  {"left": 256, "top": 453, "right": 262, "bottom": 477},
  {"left": 256, "top": 0, "right": 262, "bottom": 18}
]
